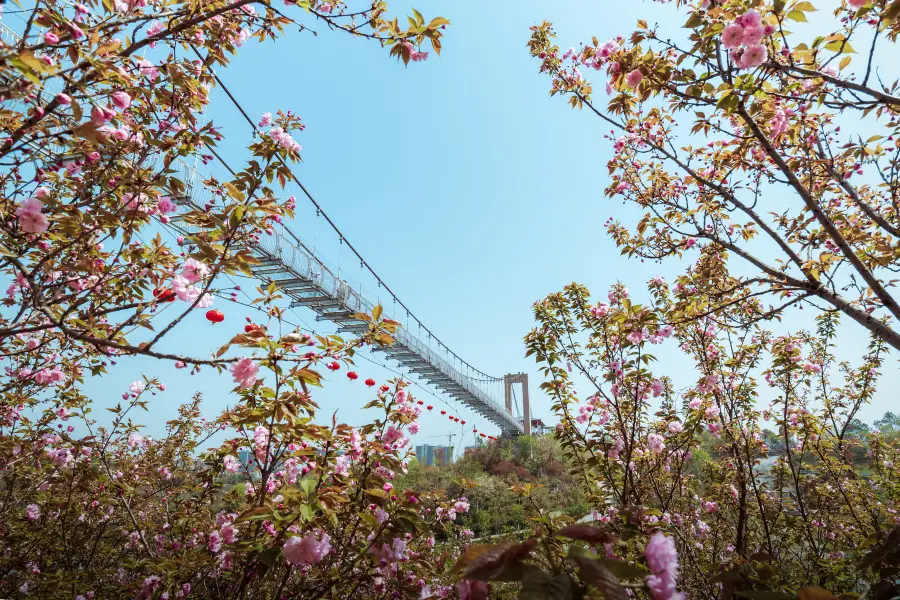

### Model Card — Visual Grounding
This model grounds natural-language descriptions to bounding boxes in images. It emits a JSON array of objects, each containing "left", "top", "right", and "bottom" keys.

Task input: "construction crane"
[{"left": 424, "top": 433, "right": 456, "bottom": 463}]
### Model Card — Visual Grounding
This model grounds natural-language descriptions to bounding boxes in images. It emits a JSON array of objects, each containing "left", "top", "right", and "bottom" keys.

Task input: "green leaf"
[
  {"left": 588, "top": 556, "right": 648, "bottom": 580},
  {"left": 717, "top": 91, "right": 740, "bottom": 110},
  {"left": 824, "top": 40, "right": 855, "bottom": 53},
  {"left": 452, "top": 539, "right": 537, "bottom": 581},
  {"left": 71, "top": 100, "right": 82, "bottom": 122},
  {"left": 366, "top": 487, "right": 387, "bottom": 498},
  {"left": 223, "top": 182, "right": 245, "bottom": 202},
  {"left": 298, "top": 504, "right": 315, "bottom": 522},
  {"left": 519, "top": 570, "right": 574, "bottom": 600},
  {"left": 684, "top": 13, "right": 704, "bottom": 28},
  {"left": 258, "top": 547, "right": 280, "bottom": 567},
  {"left": 786, "top": 10, "right": 808, "bottom": 22},
  {"left": 569, "top": 553, "right": 628, "bottom": 600},
  {"left": 797, "top": 588, "right": 839, "bottom": 600},
  {"left": 427, "top": 17, "right": 450, "bottom": 29},
  {"left": 886, "top": 0, "right": 900, "bottom": 22},
  {"left": 234, "top": 507, "right": 272, "bottom": 523}
]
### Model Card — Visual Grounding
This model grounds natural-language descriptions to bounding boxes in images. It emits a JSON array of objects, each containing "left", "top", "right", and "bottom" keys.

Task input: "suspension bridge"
[
  {"left": 167, "top": 161, "right": 531, "bottom": 437},
  {"left": 1, "top": 21, "right": 532, "bottom": 438}
]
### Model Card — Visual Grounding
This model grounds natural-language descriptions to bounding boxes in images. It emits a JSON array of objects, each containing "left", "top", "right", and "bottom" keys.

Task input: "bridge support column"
[{"left": 503, "top": 373, "right": 531, "bottom": 436}]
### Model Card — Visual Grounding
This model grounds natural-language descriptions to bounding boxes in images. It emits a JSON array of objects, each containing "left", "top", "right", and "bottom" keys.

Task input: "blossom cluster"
[{"left": 721, "top": 9, "right": 773, "bottom": 69}]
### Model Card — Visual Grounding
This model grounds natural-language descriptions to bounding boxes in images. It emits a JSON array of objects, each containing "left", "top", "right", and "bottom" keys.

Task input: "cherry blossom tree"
[
  {"left": 528, "top": 0, "right": 900, "bottom": 350},
  {"left": 0, "top": 0, "right": 465, "bottom": 597},
  {"left": 450, "top": 279, "right": 898, "bottom": 599},
  {"left": 444, "top": 4, "right": 900, "bottom": 597}
]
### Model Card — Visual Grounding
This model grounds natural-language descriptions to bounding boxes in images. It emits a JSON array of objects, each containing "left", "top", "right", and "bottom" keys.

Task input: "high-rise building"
[
  {"left": 238, "top": 449, "right": 253, "bottom": 470},
  {"left": 415, "top": 444, "right": 453, "bottom": 466}
]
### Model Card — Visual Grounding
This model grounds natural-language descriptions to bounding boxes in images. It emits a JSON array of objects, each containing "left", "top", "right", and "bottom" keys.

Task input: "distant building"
[
  {"left": 416, "top": 444, "right": 453, "bottom": 466},
  {"left": 530, "top": 418, "right": 549, "bottom": 435},
  {"left": 238, "top": 449, "right": 253, "bottom": 470},
  {"left": 236, "top": 450, "right": 262, "bottom": 480}
]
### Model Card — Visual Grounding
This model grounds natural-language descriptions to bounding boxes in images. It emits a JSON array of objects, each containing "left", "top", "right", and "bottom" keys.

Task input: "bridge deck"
[
  {"left": 170, "top": 163, "right": 523, "bottom": 435},
  {"left": 1, "top": 18, "right": 522, "bottom": 435}
]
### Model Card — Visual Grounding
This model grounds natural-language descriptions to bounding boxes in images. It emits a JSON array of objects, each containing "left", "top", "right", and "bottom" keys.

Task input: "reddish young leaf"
[
  {"left": 452, "top": 539, "right": 537, "bottom": 581},
  {"left": 555, "top": 523, "right": 619, "bottom": 545}
]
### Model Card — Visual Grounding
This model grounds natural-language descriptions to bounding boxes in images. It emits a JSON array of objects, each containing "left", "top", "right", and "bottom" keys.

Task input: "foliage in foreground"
[
  {"left": 444, "top": 0, "right": 900, "bottom": 598},
  {"left": 3, "top": 0, "right": 900, "bottom": 598},
  {"left": 0, "top": 0, "right": 463, "bottom": 597}
]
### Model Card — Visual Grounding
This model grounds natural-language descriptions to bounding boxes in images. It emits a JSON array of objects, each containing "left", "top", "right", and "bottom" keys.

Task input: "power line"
[
  {"left": 188, "top": 44, "right": 499, "bottom": 383},
  {"left": 4, "top": 9, "right": 499, "bottom": 437},
  {"left": 155, "top": 184, "right": 492, "bottom": 435}
]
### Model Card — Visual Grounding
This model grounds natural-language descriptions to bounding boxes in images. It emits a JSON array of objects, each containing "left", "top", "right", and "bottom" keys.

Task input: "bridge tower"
[{"left": 503, "top": 373, "right": 531, "bottom": 436}]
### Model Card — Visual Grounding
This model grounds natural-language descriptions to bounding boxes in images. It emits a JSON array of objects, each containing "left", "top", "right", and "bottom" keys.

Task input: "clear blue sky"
[{"left": 76, "top": 0, "right": 894, "bottom": 448}]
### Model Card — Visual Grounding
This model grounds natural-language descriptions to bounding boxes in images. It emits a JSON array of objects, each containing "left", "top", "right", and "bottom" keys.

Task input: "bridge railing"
[
  {"left": 1, "top": 20, "right": 522, "bottom": 433},
  {"left": 246, "top": 204, "right": 519, "bottom": 431}
]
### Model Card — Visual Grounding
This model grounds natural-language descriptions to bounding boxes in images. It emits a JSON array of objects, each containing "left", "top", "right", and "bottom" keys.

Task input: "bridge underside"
[
  {"left": 169, "top": 181, "right": 523, "bottom": 435},
  {"left": 0, "top": 20, "right": 523, "bottom": 437},
  {"left": 254, "top": 242, "right": 523, "bottom": 436}
]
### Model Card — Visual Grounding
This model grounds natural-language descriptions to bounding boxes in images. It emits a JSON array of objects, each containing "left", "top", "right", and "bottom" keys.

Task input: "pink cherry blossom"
[
  {"left": 111, "top": 91, "right": 132, "bottom": 110},
  {"left": 742, "top": 26, "right": 764, "bottom": 45},
  {"left": 230, "top": 357, "right": 259, "bottom": 388},
  {"left": 233, "top": 29, "right": 251, "bottom": 47},
  {"left": 740, "top": 9, "right": 762, "bottom": 29},
  {"left": 16, "top": 198, "right": 49, "bottom": 234},
  {"left": 223, "top": 455, "right": 240, "bottom": 473},
  {"left": 171, "top": 275, "right": 200, "bottom": 303},
  {"left": 157, "top": 196, "right": 177, "bottom": 214},
  {"left": 208, "top": 530, "right": 222, "bottom": 553},
  {"left": 26, "top": 504, "right": 40, "bottom": 520},
  {"left": 721, "top": 24, "right": 745, "bottom": 49},
  {"left": 182, "top": 258, "right": 210, "bottom": 283},
  {"left": 91, "top": 105, "right": 110, "bottom": 126},
  {"left": 457, "top": 580, "right": 488, "bottom": 600},
  {"left": 134, "top": 58, "right": 160, "bottom": 81},
  {"left": 334, "top": 455, "right": 350, "bottom": 476},
  {"left": 283, "top": 533, "right": 332, "bottom": 565},
  {"left": 625, "top": 69, "right": 643, "bottom": 88},
  {"left": 645, "top": 532, "right": 685, "bottom": 600},
  {"left": 740, "top": 44, "right": 768, "bottom": 69},
  {"left": 221, "top": 524, "right": 237, "bottom": 544}
]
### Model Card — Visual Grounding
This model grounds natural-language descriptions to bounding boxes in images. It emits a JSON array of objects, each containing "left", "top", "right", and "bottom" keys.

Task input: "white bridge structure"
[
  {"left": 2, "top": 21, "right": 531, "bottom": 437},
  {"left": 169, "top": 161, "right": 531, "bottom": 437}
]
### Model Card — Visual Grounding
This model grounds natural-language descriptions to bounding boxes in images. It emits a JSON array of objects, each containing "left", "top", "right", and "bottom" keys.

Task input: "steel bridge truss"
[
  {"left": 0, "top": 19, "right": 527, "bottom": 436},
  {"left": 168, "top": 163, "right": 524, "bottom": 436}
]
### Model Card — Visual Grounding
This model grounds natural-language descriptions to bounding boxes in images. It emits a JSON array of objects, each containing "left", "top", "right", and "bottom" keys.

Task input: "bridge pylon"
[{"left": 503, "top": 373, "right": 531, "bottom": 436}]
